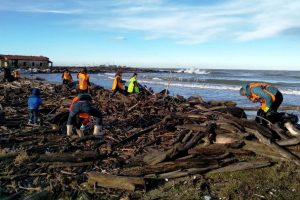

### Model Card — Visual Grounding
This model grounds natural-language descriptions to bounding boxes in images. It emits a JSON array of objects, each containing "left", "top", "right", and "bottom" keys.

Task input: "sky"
[{"left": 0, "top": 0, "right": 300, "bottom": 70}]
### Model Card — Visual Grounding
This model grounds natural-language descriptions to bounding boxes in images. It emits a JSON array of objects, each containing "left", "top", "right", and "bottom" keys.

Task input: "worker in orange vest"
[
  {"left": 240, "top": 82, "right": 283, "bottom": 124},
  {"left": 62, "top": 69, "right": 73, "bottom": 86},
  {"left": 112, "top": 70, "right": 127, "bottom": 95},
  {"left": 77, "top": 67, "right": 91, "bottom": 93}
]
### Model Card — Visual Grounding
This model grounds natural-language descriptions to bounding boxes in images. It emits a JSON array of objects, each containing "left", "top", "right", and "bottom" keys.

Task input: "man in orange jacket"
[{"left": 77, "top": 67, "right": 91, "bottom": 93}]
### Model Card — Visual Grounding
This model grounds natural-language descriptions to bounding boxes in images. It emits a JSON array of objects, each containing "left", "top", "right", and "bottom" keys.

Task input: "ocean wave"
[
  {"left": 139, "top": 80, "right": 300, "bottom": 96},
  {"left": 176, "top": 68, "right": 210, "bottom": 75},
  {"left": 100, "top": 73, "right": 116, "bottom": 80},
  {"left": 139, "top": 80, "right": 240, "bottom": 91},
  {"left": 104, "top": 73, "right": 115, "bottom": 76},
  {"left": 152, "top": 77, "right": 162, "bottom": 81},
  {"left": 281, "top": 89, "right": 300, "bottom": 96},
  {"left": 139, "top": 76, "right": 300, "bottom": 87},
  {"left": 145, "top": 77, "right": 248, "bottom": 85}
]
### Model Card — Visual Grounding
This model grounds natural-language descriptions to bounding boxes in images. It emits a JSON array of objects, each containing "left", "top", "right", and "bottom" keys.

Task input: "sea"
[{"left": 31, "top": 69, "right": 300, "bottom": 118}]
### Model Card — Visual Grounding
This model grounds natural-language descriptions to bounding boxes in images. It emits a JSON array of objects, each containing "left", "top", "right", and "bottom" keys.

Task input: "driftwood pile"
[{"left": 0, "top": 78, "right": 300, "bottom": 199}]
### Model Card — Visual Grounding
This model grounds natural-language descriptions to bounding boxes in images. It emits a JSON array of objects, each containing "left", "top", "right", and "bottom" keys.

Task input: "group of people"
[
  {"left": 65, "top": 69, "right": 285, "bottom": 136},
  {"left": 62, "top": 69, "right": 140, "bottom": 137},
  {"left": 26, "top": 65, "right": 284, "bottom": 136},
  {"left": 61, "top": 67, "right": 101, "bottom": 137},
  {"left": 62, "top": 68, "right": 140, "bottom": 95},
  {"left": 111, "top": 71, "right": 140, "bottom": 95}
]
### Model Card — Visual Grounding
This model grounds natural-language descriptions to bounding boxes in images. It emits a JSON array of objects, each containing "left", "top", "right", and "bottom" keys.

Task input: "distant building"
[{"left": 0, "top": 54, "right": 53, "bottom": 68}]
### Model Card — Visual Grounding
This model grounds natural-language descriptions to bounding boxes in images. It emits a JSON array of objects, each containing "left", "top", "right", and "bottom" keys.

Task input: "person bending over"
[
  {"left": 240, "top": 82, "right": 283, "bottom": 124},
  {"left": 67, "top": 93, "right": 103, "bottom": 137}
]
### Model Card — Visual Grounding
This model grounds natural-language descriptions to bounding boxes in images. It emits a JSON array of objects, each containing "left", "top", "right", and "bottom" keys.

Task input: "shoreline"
[{"left": 17, "top": 66, "right": 172, "bottom": 74}]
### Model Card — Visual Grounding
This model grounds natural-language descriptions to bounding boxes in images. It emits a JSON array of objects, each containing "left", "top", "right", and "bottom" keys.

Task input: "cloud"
[
  {"left": 18, "top": 8, "right": 82, "bottom": 14},
  {"left": 2, "top": 0, "right": 300, "bottom": 43},
  {"left": 0, "top": 0, "right": 82, "bottom": 14},
  {"left": 236, "top": 1, "right": 300, "bottom": 41},
  {"left": 114, "top": 36, "right": 127, "bottom": 41},
  {"left": 77, "top": 0, "right": 300, "bottom": 43}
]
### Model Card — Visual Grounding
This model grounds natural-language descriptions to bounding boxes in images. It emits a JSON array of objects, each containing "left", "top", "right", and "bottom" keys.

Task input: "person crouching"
[
  {"left": 112, "top": 70, "right": 127, "bottom": 95},
  {"left": 66, "top": 93, "right": 103, "bottom": 137}
]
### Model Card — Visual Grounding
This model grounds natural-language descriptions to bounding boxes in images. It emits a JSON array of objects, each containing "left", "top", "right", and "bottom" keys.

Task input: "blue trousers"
[
  {"left": 29, "top": 109, "right": 38, "bottom": 123},
  {"left": 67, "top": 101, "right": 102, "bottom": 126}
]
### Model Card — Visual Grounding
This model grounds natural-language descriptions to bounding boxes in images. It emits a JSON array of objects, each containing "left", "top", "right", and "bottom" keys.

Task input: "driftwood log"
[{"left": 87, "top": 172, "right": 145, "bottom": 191}]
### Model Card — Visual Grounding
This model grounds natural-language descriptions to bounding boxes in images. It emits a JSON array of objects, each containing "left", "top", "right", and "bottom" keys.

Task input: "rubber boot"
[
  {"left": 66, "top": 125, "right": 73, "bottom": 136},
  {"left": 76, "top": 129, "right": 84, "bottom": 137},
  {"left": 93, "top": 125, "right": 103, "bottom": 136}
]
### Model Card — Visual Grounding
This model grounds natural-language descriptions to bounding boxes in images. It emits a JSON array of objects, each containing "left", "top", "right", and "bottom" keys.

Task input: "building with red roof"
[{"left": 0, "top": 54, "right": 53, "bottom": 68}]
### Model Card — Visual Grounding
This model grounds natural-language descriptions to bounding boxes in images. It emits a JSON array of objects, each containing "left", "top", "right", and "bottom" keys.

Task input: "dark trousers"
[
  {"left": 29, "top": 109, "right": 38, "bottom": 123},
  {"left": 67, "top": 101, "right": 102, "bottom": 126},
  {"left": 3, "top": 68, "right": 14, "bottom": 82},
  {"left": 63, "top": 79, "right": 71, "bottom": 85},
  {"left": 112, "top": 87, "right": 127, "bottom": 95},
  {"left": 270, "top": 91, "right": 283, "bottom": 111},
  {"left": 256, "top": 91, "right": 284, "bottom": 124}
]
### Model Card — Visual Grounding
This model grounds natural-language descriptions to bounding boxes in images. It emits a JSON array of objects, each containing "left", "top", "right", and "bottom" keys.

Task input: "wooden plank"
[
  {"left": 207, "top": 161, "right": 272, "bottom": 174},
  {"left": 144, "top": 165, "right": 219, "bottom": 179},
  {"left": 277, "top": 138, "right": 300, "bottom": 146},
  {"left": 240, "top": 106, "right": 300, "bottom": 111},
  {"left": 36, "top": 151, "right": 99, "bottom": 162},
  {"left": 121, "top": 160, "right": 218, "bottom": 176},
  {"left": 87, "top": 172, "right": 145, "bottom": 191},
  {"left": 242, "top": 120, "right": 300, "bottom": 166}
]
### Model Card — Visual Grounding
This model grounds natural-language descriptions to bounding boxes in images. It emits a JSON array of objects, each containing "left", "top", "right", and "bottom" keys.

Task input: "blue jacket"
[
  {"left": 28, "top": 88, "right": 42, "bottom": 109},
  {"left": 242, "top": 83, "right": 279, "bottom": 108}
]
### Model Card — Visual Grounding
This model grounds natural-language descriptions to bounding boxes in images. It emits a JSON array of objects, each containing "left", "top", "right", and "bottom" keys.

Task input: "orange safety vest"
[
  {"left": 63, "top": 72, "right": 72, "bottom": 81},
  {"left": 69, "top": 96, "right": 90, "bottom": 119},
  {"left": 112, "top": 75, "right": 123, "bottom": 90},
  {"left": 248, "top": 83, "right": 276, "bottom": 110},
  {"left": 77, "top": 73, "right": 90, "bottom": 90}
]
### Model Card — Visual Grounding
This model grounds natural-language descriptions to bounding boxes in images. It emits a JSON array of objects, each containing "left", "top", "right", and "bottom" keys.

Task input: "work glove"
[
  {"left": 263, "top": 106, "right": 270, "bottom": 113},
  {"left": 255, "top": 109, "right": 267, "bottom": 125}
]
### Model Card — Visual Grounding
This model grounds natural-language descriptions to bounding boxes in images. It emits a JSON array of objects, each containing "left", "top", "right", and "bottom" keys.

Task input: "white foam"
[
  {"left": 152, "top": 77, "right": 162, "bottom": 80},
  {"left": 281, "top": 89, "right": 300, "bottom": 96},
  {"left": 104, "top": 73, "right": 115, "bottom": 77},
  {"left": 176, "top": 68, "right": 210, "bottom": 75}
]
